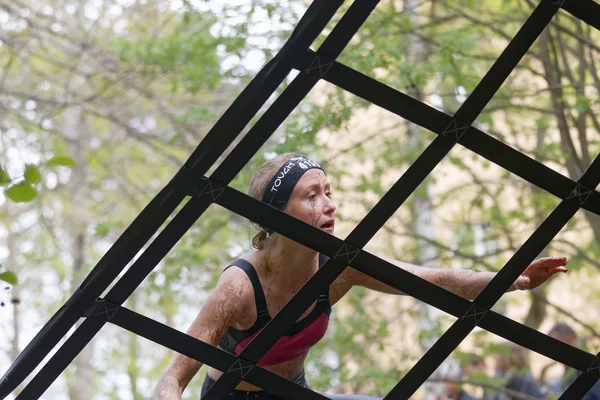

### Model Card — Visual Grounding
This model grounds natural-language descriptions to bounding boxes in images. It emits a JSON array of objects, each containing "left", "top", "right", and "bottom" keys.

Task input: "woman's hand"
[{"left": 514, "top": 256, "right": 568, "bottom": 290}]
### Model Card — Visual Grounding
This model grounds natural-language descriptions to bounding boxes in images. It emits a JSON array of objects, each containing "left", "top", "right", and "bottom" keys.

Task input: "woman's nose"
[{"left": 324, "top": 197, "right": 336, "bottom": 213}]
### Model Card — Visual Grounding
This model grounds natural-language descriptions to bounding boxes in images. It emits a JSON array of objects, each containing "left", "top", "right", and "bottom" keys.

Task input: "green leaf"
[
  {"left": 574, "top": 94, "right": 590, "bottom": 113},
  {"left": 46, "top": 156, "right": 76, "bottom": 167},
  {"left": 0, "top": 165, "right": 10, "bottom": 186},
  {"left": 94, "top": 223, "right": 111, "bottom": 238},
  {"left": 24, "top": 164, "right": 41, "bottom": 184},
  {"left": 0, "top": 271, "right": 18, "bottom": 285},
  {"left": 167, "top": 133, "right": 180, "bottom": 145},
  {"left": 5, "top": 182, "right": 38, "bottom": 202}
]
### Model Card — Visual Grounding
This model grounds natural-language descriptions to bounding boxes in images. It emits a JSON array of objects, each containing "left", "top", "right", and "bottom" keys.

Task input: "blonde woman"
[{"left": 154, "top": 153, "right": 568, "bottom": 400}]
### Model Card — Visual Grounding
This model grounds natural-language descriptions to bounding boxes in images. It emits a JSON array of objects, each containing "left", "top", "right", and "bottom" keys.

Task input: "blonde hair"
[{"left": 248, "top": 152, "right": 304, "bottom": 249}]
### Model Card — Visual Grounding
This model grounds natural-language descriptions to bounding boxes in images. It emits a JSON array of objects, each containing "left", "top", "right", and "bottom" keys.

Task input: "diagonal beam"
[
  {"left": 560, "top": 0, "right": 600, "bottom": 33},
  {"left": 455, "top": 0, "right": 561, "bottom": 123},
  {"left": 559, "top": 351, "right": 600, "bottom": 400}
]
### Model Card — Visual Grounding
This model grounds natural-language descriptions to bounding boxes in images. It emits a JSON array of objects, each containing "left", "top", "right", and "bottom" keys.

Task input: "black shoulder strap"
[
  {"left": 226, "top": 259, "right": 269, "bottom": 318},
  {"left": 317, "top": 254, "right": 331, "bottom": 302},
  {"left": 318, "top": 253, "right": 330, "bottom": 268}
]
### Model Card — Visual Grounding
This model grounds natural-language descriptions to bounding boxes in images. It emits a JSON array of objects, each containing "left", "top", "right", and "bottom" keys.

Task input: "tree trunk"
[
  {"left": 538, "top": 30, "right": 600, "bottom": 244},
  {"left": 522, "top": 125, "right": 551, "bottom": 330},
  {"left": 63, "top": 104, "right": 96, "bottom": 400},
  {"left": 403, "top": 1, "right": 441, "bottom": 398},
  {"left": 11, "top": 286, "right": 21, "bottom": 362},
  {"left": 6, "top": 202, "right": 23, "bottom": 395},
  {"left": 68, "top": 229, "right": 94, "bottom": 400},
  {"left": 128, "top": 294, "right": 143, "bottom": 400}
]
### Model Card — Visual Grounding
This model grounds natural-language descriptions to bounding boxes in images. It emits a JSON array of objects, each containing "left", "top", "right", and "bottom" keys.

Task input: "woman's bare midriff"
[{"left": 207, "top": 352, "right": 308, "bottom": 391}]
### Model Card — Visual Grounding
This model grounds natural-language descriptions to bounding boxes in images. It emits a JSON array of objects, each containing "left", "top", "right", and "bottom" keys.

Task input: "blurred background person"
[
  {"left": 547, "top": 323, "right": 600, "bottom": 400},
  {"left": 489, "top": 343, "right": 544, "bottom": 400}
]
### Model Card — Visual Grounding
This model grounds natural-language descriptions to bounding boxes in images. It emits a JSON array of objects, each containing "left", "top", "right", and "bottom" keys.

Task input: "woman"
[{"left": 153, "top": 153, "right": 568, "bottom": 400}]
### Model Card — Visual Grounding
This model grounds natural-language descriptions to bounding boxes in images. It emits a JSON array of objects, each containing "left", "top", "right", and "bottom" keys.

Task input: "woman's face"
[{"left": 285, "top": 169, "right": 336, "bottom": 233}]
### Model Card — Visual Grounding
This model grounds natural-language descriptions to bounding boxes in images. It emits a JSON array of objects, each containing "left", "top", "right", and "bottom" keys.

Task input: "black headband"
[{"left": 261, "top": 157, "right": 324, "bottom": 211}]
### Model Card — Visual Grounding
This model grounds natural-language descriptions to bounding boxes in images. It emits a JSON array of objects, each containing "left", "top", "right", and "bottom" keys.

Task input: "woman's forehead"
[{"left": 296, "top": 169, "right": 328, "bottom": 189}]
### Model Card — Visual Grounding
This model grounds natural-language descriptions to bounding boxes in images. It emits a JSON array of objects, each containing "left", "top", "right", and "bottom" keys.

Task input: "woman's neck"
[{"left": 255, "top": 237, "right": 319, "bottom": 292}]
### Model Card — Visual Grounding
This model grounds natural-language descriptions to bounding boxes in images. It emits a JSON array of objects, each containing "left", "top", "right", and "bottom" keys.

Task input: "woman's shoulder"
[
  {"left": 222, "top": 252, "right": 262, "bottom": 278},
  {"left": 214, "top": 258, "right": 257, "bottom": 304}
]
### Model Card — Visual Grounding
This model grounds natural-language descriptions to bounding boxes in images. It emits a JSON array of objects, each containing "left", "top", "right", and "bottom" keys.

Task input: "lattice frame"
[{"left": 2, "top": 0, "right": 600, "bottom": 399}]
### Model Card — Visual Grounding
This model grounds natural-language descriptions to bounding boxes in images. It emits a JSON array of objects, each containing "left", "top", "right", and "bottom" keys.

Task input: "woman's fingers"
[{"left": 541, "top": 256, "right": 568, "bottom": 266}]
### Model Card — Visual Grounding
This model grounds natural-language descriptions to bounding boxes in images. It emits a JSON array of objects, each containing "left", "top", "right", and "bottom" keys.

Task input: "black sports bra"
[{"left": 218, "top": 254, "right": 331, "bottom": 357}]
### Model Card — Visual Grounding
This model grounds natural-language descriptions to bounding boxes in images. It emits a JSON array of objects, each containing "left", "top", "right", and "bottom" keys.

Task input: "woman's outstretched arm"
[{"left": 350, "top": 251, "right": 567, "bottom": 300}]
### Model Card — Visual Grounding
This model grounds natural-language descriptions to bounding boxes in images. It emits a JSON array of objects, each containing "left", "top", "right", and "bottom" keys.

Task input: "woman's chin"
[{"left": 321, "top": 226, "right": 334, "bottom": 234}]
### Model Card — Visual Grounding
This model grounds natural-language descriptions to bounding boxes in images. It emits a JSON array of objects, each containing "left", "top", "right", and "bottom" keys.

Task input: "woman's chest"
[
  {"left": 236, "top": 286, "right": 327, "bottom": 331},
  {"left": 267, "top": 289, "right": 319, "bottom": 318}
]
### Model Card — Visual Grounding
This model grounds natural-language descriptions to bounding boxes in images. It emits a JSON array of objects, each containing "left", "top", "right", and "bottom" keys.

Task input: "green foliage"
[
  {"left": 0, "top": 271, "right": 18, "bottom": 285},
  {"left": 5, "top": 182, "right": 37, "bottom": 202},
  {"left": 0, "top": 164, "right": 10, "bottom": 186},
  {"left": 23, "top": 164, "right": 41, "bottom": 184},
  {"left": 46, "top": 156, "right": 76, "bottom": 167},
  {"left": 109, "top": 11, "right": 223, "bottom": 94},
  {"left": 3, "top": 155, "right": 75, "bottom": 203}
]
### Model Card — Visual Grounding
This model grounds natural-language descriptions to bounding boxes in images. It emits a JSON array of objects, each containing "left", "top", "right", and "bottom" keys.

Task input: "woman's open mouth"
[{"left": 320, "top": 220, "right": 335, "bottom": 232}]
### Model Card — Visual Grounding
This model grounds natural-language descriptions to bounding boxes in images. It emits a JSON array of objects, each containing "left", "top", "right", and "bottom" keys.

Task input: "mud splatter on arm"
[{"left": 154, "top": 270, "right": 249, "bottom": 399}]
